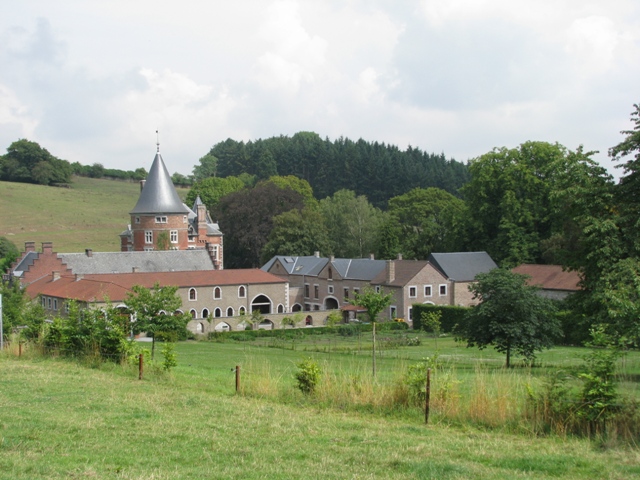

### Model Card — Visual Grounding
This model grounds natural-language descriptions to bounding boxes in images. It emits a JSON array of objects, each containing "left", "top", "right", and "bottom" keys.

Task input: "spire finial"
[{"left": 156, "top": 129, "right": 160, "bottom": 153}]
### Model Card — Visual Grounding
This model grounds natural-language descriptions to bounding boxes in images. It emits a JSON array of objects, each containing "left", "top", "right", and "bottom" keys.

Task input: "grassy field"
[
  {"left": 0, "top": 177, "right": 190, "bottom": 253},
  {"left": 1, "top": 335, "right": 639, "bottom": 479}
]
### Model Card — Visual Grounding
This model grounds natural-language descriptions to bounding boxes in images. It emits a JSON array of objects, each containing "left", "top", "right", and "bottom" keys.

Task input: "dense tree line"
[
  {"left": 0, "top": 139, "right": 73, "bottom": 185},
  {"left": 198, "top": 132, "right": 469, "bottom": 208}
]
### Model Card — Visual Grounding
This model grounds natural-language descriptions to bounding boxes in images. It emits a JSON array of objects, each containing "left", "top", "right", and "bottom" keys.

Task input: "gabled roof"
[
  {"left": 27, "top": 268, "right": 286, "bottom": 303},
  {"left": 512, "top": 264, "right": 580, "bottom": 291},
  {"left": 262, "top": 255, "right": 385, "bottom": 280},
  {"left": 58, "top": 250, "right": 215, "bottom": 275},
  {"left": 130, "top": 153, "right": 190, "bottom": 215},
  {"left": 371, "top": 260, "right": 435, "bottom": 287},
  {"left": 428, "top": 252, "right": 497, "bottom": 282}
]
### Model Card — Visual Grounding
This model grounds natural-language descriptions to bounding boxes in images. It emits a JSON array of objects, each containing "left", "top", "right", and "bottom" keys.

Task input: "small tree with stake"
[
  {"left": 350, "top": 287, "right": 393, "bottom": 377},
  {"left": 462, "top": 269, "right": 559, "bottom": 368}
]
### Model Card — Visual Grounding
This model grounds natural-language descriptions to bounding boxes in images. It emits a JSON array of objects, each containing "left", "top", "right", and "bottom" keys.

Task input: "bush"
[{"left": 295, "top": 357, "right": 321, "bottom": 394}]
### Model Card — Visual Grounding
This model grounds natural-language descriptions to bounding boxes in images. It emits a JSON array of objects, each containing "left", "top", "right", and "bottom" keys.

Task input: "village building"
[
  {"left": 262, "top": 251, "right": 497, "bottom": 322},
  {"left": 512, "top": 264, "right": 581, "bottom": 300}
]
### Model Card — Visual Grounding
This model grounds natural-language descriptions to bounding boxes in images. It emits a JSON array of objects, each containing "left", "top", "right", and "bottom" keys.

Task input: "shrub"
[
  {"left": 295, "top": 357, "right": 321, "bottom": 394},
  {"left": 161, "top": 342, "right": 178, "bottom": 371},
  {"left": 412, "top": 305, "right": 469, "bottom": 333}
]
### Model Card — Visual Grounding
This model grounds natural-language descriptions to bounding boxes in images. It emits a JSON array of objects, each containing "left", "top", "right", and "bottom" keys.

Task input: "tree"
[
  {"left": 185, "top": 176, "right": 246, "bottom": 211},
  {"left": 319, "top": 189, "right": 383, "bottom": 258},
  {"left": 0, "top": 237, "right": 19, "bottom": 274},
  {"left": 0, "top": 280, "right": 45, "bottom": 339},
  {"left": 350, "top": 286, "right": 393, "bottom": 376},
  {"left": 192, "top": 153, "right": 218, "bottom": 181},
  {"left": 0, "top": 139, "right": 72, "bottom": 185},
  {"left": 125, "top": 283, "right": 187, "bottom": 358},
  {"left": 463, "top": 269, "right": 559, "bottom": 367}
]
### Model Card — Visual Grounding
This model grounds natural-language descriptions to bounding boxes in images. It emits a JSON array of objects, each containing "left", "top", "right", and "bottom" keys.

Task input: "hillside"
[{"left": 0, "top": 177, "right": 189, "bottom": 253}]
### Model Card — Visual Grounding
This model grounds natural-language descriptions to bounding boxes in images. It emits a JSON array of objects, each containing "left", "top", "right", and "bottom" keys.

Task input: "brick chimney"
[
  {"left": 85, "top": 248, "right": 93, "bottom": 257},
  {"left": 369, "top": 253, "right": 375, "bottom": 260},
  {"left": 397, "top": 253, "right": 403, "bottom": 260},
  {"left": 42, "top": 242, "right": 53, "bottom": 255},
  {"left": 52, "top": 270, "right": 60, "bottom": 281},
  {"left": 314, "top": 251, "right": 320, "bottom": 258},
  {"left": 329, "top": 255, "right": 335, "bottom": 262},
  {"left": 25, "top": 241, "right": 36, "bottom": 253},
  {"left": 132, "top": 267, "right": 139, "bottom": 273},
  {"left": 386, "top": 260, "right": 395, "bottom": 284}
]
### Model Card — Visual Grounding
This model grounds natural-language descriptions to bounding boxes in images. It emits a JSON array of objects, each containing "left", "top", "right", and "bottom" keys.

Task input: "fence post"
[
  {"left": 425, "top": 368, "right": 431, "bottom": 425},
  {"left": 19, "top": 342, "right": 22, "bottom": 357},
  {"left": 235, "top": 365, "right": 240, "bottom": 393},
  {"left": 138, "top": 353, "right": 144, "bottom": 380}
]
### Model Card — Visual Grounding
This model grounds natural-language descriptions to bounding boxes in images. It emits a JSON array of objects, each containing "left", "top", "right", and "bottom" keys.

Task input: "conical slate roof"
[{"left": 130, "top": 153, "right": 190, "bottom": 215}]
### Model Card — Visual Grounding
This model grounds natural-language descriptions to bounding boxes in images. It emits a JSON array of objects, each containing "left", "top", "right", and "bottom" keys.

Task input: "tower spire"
[{"left": 156, "top": 129, "right": 160, "bottom": 153}]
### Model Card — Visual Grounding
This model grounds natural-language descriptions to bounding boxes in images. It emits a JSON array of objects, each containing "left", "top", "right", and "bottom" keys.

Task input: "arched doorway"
[
  {"left": 324, "top": 297, "right": 339, "bottom": 310},
  {"left": 251, "top": 294, "right": 272, "bottom": 314}
]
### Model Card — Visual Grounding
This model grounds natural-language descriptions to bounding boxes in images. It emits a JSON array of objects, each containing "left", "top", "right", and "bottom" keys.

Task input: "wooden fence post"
[
  {"left": 235, "top": 365, "right": 240, "bottom": 393},
  {"left": 138, "top": 353, "right": 144, "bottom": 380},
  {"left": 425, "top": 368, "right": 431, "bottom": 425}
]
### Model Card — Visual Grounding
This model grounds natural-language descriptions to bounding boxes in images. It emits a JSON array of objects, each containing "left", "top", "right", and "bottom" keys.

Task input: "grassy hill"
[{"left": 0, "top": 177, "right": 190, "bottom": 253}]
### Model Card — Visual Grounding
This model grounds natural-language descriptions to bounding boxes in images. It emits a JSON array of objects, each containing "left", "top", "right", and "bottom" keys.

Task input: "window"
[
  {"left": 408, "top": 306, "right": 413, "bottom": 321},
  {"left": 239, "top": 306, "right": 246, "bottom": 315},
  {"left": 238, "top": 286, "right": 246, "bottom": 298},
  {"left": 214, "top": 287, "right": 221, "bottom": 299},
  {"left": 41, "top": 297, "right": 46, "bottom": 307},
  {"left": 424, "top": 285, "right": 432, "bottom": 297},
  {"left": 390, "top": 306, "right": 397, "bottom": 319},
  {"left": 189, "top": 288, "right": 197, "bottom": 301},
  {"left": 65, "top": 302, "right": 69, "bottom": 313},
  {"left": 155, "top": 216, "right": 168, "bottom": 223},
  {"left": 144, "top": 247, "right": 154, "bottom": 252},
  {"left": 215, "top": 308, "right": 222, "bottom": 318},
  {"left": 226, "top": 307, "right": 234, "bottom": 317},
  {"left": 375, "top": 285, "right": 380, "bottom": 293},
  {"left": 48, "top": 297, "right": 52, "bottom": 309},
  {"left": 314, "top": 285, "right": 319, "bottom": 299},
  {"left": 202, "top": 308, "right": 209, "bottom": 319},
  {"left": 328, "top": 268, "right": 333, "bottom": 280},
  {"left": 170, "top": 230, "right": 178, "bottom": 243},
  {"left": 304, "top": 284, "right": 310, "bottom": 298},
  {"left": 328, "top": 285, "right": 334, "bottom": 294},
  {"left": 53, "top": 299, "right": 58, "bottom": 310},
  {"left": 183, "top": 215, "right": 187, "bottom": 223},
  {"left": 353, "top": 288, "right": 360, "bottom": 295},
  {"left": 343, "top": 288, "right": 349, "bottom": 300},
  {"left": 439, "top": 284, "right": 447, "bottom": 296},
  {"left": 277, "top": 304, "right": 284, "bottom": 313},
  {"left": 409, "top": 286, "right": 417, "bottom": 298},
  {"left": 145, "top": 230, "right": 153, "bottom": 244},
  {"left": 135, "top": 216, "right": 140, "bottom": 224},
  {"left": 190, "top": 309, "right": 197, "bottom": 319}
]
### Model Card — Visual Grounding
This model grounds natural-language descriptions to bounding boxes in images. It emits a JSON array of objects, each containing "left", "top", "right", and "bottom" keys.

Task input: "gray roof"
[
  {"left": 11, "top": 251, "right": 38, "bottom": 277},
  {"left": 130, "top": 153, "right": 190, "bottom": 215},
  {"left": 262, "top": 255, "right": 385, "bottom": 280},
  {"left": 58, "top": 250, "right": 215, "bottom": 275},
  {"left": 428, "top": 252, "right": 497, "bottom": 282}
]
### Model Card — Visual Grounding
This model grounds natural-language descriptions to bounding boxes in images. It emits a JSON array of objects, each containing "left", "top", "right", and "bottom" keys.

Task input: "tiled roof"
[
  {"left": 58, "top": 250, "right": 215, "bottom": 274},
  {"left": 27, "top": 268, "right": 287, "bottom": 303},
  {"left": 371, "top": 260, "right": 435, "bottom": 287},
  {"left": 428, "top": 252, "right": 497, "bottom": 281},
  {"left": 130, "top": 153, "right": 190, "bottom": 215},
  {"left": 512, "top": 264, "right": 581, "bottom": 291}
]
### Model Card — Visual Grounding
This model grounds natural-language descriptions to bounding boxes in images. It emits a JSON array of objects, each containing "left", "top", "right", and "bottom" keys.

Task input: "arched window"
[
  {"left": 239, "top": 306, "right": 246, "bottom": 315},
  {"left": 292, "top": 303, "right": 302, "bottom": 312},
  {"left": 277, "top": 304, "right": 284, "bottom": 313},
  {"left": 214, "top": 308, "right": 222, "bottom": 318},
  {"left": 251, "top": 294, "right": 272, "bottom": 314},
  {"left": 190, "top": 309, "right": 197, "bottom": 319},
  {"left": 202, "top": 308, "right": 210, "bottom": 319},
  {"left": 189, "top": 288, "right": 197, "bottom": 301},
  {"left": 238, "top": 285, "right": 246, "bottom": 298},
  {"left": 226, "top": 307, "right": 234, "bottom": 317},
  {"left": 214, "top": 287, "right": 221, "bottom": 299}
]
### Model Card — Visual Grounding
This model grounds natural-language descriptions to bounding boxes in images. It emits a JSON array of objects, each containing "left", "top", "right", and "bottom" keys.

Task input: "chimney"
[
  {"left": 329, "top": 255, "right": 335, "bottom": 262},
  {"left": 75, "top": 273, "right": 83, "bottom": 281},
  {"left": 42, "top": 242, "right": 53, "bottom": 255},
  {"left": 52, "top": 271, "right": 60, "bottom": 281},
  {"left": 85, "top": 248, "right": 93, "bottom": 257},
  {"left": 386, "top": 260, "right": 395, "bottom": 284},
  {"left": 25, "top": 241, "right": 36, "bottom": 253},
  {"left": 314, "top": 251, "right": 320, "bottom": 258},
  {"left": 397, "top": 253, "right": 403, "bottom": 261},
  {"left": 369, "top": 253, "right": 375, "bottom": 260},
  {"left": 132, "top": 267, "right": 139, "bottom": 273},
  {"left": 140, "top": 179, "right": 146, "bottom": 192}
]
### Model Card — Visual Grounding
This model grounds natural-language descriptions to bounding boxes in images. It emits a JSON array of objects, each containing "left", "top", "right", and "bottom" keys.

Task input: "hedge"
[{"left": 412, "top": 304, "right": 470, "bottom": 334}]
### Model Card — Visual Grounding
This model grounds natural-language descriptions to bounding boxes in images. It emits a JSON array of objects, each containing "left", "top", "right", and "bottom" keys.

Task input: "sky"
[{"left": 0, "top": 0, "right": 638, "bottom": 177}]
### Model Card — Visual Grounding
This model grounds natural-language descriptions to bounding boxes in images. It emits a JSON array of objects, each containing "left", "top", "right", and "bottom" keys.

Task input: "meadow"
[
  {"left": 0, "top": 177, "right": 189, "bottom": 253},
  {"left": 1, "top": 332, "right": 639, "bottom": 479}
]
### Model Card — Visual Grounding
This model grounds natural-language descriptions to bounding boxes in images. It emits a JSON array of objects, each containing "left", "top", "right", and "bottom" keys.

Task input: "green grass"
[
  {"left": 0, "top": 177, "right": 190, "bottom": 252},
  {"left": 1, "top": 338, "right": 639, "bottom": 479}
]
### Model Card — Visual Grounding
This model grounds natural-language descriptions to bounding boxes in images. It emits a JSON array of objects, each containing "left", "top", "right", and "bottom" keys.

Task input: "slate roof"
[
  {"left": 27, "top": 269, "right": 286, "bottom": 303},
  {"left": 428, "top": 252, "right": 497, "bottom": 281},
  {"left": 512, "top": 264, "right": 580, "bottom": 291},
  {"left": 11, "top": 251, "right": 39, "bottom": 277},
  {"left": 371, "top": 260, "right": 435, "bottom": 287},
  {"left": 262, "top": 255, "right": 385, "bottom": 280},
  {"left": 58, "top": 250, "right": 215, "bottom": 275},
  {"left": 130, "top": 153, "right": 190, "bottom": 215}
]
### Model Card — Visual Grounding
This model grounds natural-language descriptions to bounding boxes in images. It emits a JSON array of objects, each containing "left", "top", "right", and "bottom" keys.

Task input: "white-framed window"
[
  {"left": 53, "top": 299, "right": 58, "bottom": 310},
  {"left": 183, "top": 215, "right": 188, "bottom": 223},
  {"left": 408, "top": 306, "right": 413, "bottom": 321},
  {"left": 190, "top": 309, "right": 197, "bottom": 319},
  {"left": 238, "top": 286, "right": 246, "bottom": 298},
  {"left": 170, "top": 230, "right": 178, "bottom": 243},
  {"left": 211, "top": 245, "right": 219, "bottom": 261},
  {"left": 353, "top": 288, "right": 360, "bottom": 295},
  {"left": 155, "top": 216, "right": 168, "bottom": 223},
  {"left": 439, "top": 284, "right": 447, "bottom": 296},
  {"left": 375, "top": 285, "right": 380, "bottom": 293},
  {"left": 390, "top": 306, "right": 397, "bottom": 319},
  {"left": 214, "top": 308, "right": 222, "bottom": 318},
  {"left": 424, "top": 285, "right": 432, "bottom": 297},
  {"left": 144, "top": 247, "right": 154, "bottom": 252},
  {"left": 343, "top": 288, "right": 349, "bottom": 300},
  {"left": 328, "top": 285, "right": 334, "bottom": 294},
  {"left": 65, "top": 302, "right": 70, "bottom": 313},
  {"left": 145, "top": 230, "right": 153, "bottom": 244},
  {"left": 202, "top": 308, "right": 210, "bottom": 319},
  {"left": 226, "top": 307, "right": 234, "bottom": 317},
  {"left": 48, "top": 297, "right": 52, "bottom": 309},
  {"left": 408, "top": 286, "right": 417, "bottom": 298},
  {"left": 41, "top": 296, "right": 46, "bottom": 307},
  {"left": 135, "top": 216, "right": 140, "bottom": 224},
  {"left": 239, "top": 306, "right": 246, "bottom": 315},
  {"left": 214, "top": 287, "right": 221, "bottom": 299},
  {"left": 189, "top": 288, "right": 197, "bottom": 301}
]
